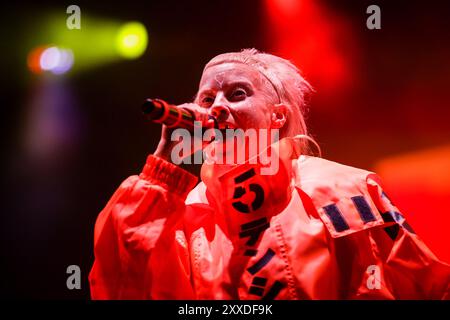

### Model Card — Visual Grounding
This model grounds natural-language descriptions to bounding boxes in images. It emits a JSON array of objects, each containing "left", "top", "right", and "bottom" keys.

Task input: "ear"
[{"left": 271, "top": 103, "right": 287, "bottom": 129}]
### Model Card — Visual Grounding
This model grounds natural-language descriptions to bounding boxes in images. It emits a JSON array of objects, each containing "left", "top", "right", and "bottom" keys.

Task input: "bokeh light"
[
  {"left": 27, "top": 46, "right": 46, "bottom": 74},
  {"left": 51, "top": 49, "right": 74, "bottom": 74},
  {"left": 28, "top": 46, "right": 75, "bottom": 75},
  {"left": 40, "top": 46, "right": 61, "bottom": 71},
  {"left": 26, "top": 16, "right": 149, "bottom": 75},
  {"left": 115, "top": 22, "right": 148, "bottom": 59}
]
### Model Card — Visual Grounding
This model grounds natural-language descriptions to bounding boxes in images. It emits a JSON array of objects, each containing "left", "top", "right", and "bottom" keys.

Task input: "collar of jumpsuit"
[
  {"left": 199, "top": 136, "right": 301, "bottom": 240},
  {"left": 183, "top": 136, "right": 317, "bottom": 299}
]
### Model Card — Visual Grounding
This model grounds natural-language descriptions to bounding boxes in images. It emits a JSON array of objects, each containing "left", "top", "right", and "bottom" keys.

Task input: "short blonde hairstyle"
[{"left": 202, "top": 48, "right": 317, "bottom": 154}]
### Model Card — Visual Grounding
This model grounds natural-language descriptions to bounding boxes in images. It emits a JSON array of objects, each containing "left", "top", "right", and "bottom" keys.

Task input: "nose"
[
  {"left": 209, "top": 95, "right": 230, "bottom": 122},
  {"left": 210, "top": 105, "right": 230, "bottom": 122}
]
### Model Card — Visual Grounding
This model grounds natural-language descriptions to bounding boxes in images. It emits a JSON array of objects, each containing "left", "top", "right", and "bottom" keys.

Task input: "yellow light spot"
[{"left": 116, "top": 22, "right": 148, "bottom": 59}]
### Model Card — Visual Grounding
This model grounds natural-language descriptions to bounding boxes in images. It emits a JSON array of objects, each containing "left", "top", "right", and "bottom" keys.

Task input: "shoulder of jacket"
[
  {"left": 295, "top": 156, "right": 386, "bottom": 238},
  {"left": 298, "top": 156, "right": 373, "bottom": 186}
]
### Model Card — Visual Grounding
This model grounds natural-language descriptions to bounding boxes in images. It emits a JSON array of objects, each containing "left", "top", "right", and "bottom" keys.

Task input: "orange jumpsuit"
[{"left": 89, "top": 138, "right": 450, "bottom": 299}]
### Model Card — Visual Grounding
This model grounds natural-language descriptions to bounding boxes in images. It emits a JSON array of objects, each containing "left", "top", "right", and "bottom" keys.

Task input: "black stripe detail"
[
  {"left": 247, "top": 249, "right": 275, "bottom": 275},
  {"left": 241, "top": 218, "right": 268, "bottom": 231},
  {"left": 249, "top": 183, "right": 265, "bottom": 211},
  {"left": 244, "top": 249, "right": 258, "bottom": 257},
  {"left": 323, "top": 204, "right": 350, "bottom": 232},
  {"left": 249, "top": 286, "right": 264, "bottom": 297},
  {"left": 384, "top": 224, "right": 400, "bottom": 240},
  {"left": 381, "top": 212, "right": 395, "bottom": 223},
  {"left": 381, "top": 210, "right": 415, "bottom": 238},
  {"left": 263, "top": 281, "right": 285, "bottom": 300},
  {"left": 232, "top": 202, "right": 250, "bottom": 213},
  {"left": 381, "top": 191, "right": 394, "bottom": 204},
  {"left": 252, "top": 277, "right": 267, "bottom": 287},
  {"left": 351, "top": 196, "right": 377, "bottom": 223},
  {"left": 382, "top": 210, "right": 404, "bottom": 224},
  {"left": 233, "top": 186, "right": 246, "bottom": 199},
  {"left": 402, "top": 221, "right": 416, "bottom": 234},
  {"left": 234, "top": 168, "right": 256, "bottom": 183},
  {"left": 392, "top": 211, "right": 404, "bottom": 223},
  {"left": 239, "top": 223, "right": 270, "bottom": 246}
]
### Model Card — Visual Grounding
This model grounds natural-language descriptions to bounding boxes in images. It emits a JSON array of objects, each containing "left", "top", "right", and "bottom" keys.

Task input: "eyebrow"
[{"left": 197, "top": 80, "right": 254, "bottom": 97}]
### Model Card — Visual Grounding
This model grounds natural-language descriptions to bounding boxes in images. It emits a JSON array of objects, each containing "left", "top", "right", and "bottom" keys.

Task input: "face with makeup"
[
  {"left": 154, "top": 51, "right": 311, "bottom": 165},
  {"left": 195, "top": 62, "right": 287, "bottom": 135},
  {"left": 196, "top": 62, "right": 288, "bottom": 193}
]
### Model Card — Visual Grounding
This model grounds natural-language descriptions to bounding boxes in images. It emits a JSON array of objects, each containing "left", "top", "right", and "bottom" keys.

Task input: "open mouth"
[
  {"left": 218, "top": 122, "right": 237, "bottom": 130},
  {"left": 215, "top": 122, "right": 237, "bottom": 141}
]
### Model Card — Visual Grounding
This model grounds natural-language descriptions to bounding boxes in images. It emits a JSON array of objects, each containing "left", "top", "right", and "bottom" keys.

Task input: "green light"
[
  {"left": 25, "top": 14, "right": 150, "bottom": 74},
  {"left": 116, "top": 22, "right": 148, "bottom": 59}
]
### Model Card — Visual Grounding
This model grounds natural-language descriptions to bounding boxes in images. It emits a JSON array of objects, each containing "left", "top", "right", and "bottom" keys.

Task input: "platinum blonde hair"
[{"left": 202, "top": 48, "right": 319, "bottom": 155}]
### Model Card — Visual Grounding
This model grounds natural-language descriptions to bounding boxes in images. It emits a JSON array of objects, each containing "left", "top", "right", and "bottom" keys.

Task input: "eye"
[
  {"left": 230, "top": 89, "right": 246, "bottom": 100},
  {"left": 201, "top": 96, "right": 214, "bottom": 107}
]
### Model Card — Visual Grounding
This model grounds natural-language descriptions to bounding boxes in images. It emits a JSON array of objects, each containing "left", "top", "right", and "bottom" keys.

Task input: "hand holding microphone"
[
  {"left": 143, "top": 98, "right": 218, "bottom": 163},
  {"left": 142, "top": 98, "right": 217, "bottom": 130}
]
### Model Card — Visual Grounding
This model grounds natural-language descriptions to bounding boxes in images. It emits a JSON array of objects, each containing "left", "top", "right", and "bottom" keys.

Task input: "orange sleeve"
[
  {"left": 89, "top": 155, "right": 198, "bottom": 299},
  {"left": 359, "top": 175, "right": 450, "bottom": 299}
]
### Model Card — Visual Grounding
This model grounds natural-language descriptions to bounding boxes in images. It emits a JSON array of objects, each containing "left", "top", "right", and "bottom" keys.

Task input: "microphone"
[{"left": 142, "top": 98, "right": 217, "bottom": 130}]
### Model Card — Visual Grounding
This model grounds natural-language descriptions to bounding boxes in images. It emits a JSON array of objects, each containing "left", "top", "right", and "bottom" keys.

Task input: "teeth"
[{"left": 219, "top": 124, "right": 234, "bottom": 129}]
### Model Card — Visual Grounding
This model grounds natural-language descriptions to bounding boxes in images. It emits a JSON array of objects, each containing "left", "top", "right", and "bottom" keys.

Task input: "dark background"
[{"left": 1, "top": 0, "right": 449, "bottom": 299}]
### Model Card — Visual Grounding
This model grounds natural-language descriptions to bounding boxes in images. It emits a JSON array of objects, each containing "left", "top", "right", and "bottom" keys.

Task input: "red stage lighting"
[{"left": 264, "top": 0, "right": 359, "bottom": 95}]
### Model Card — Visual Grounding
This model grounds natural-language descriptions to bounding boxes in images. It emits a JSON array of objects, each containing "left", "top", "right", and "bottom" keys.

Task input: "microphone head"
[
  {"left": 141, "top": 98, "right": 216, "bottom": 130},
  {"left": 142, "top": 99, "right": 164, "bottom": 119}
]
